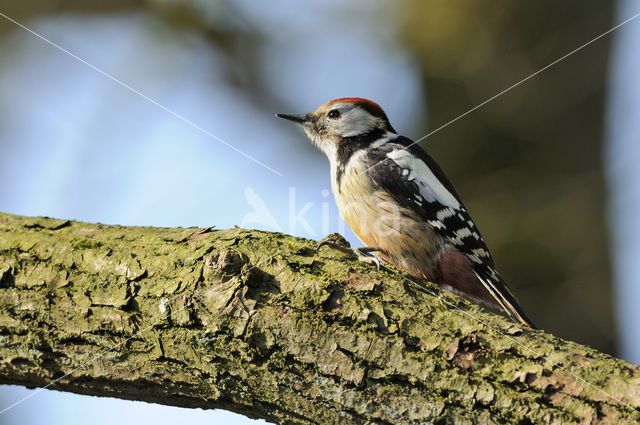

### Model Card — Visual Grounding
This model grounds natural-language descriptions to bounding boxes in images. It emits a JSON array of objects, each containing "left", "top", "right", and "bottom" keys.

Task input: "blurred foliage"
[
  {"left": 398, "top": 1, "right": 615, "bottom": 352},
  {"left": 0, "top": 0, "right": 617, "bottom": 354}
]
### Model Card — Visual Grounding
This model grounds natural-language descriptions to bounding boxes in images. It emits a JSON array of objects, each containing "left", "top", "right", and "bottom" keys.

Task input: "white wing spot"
[
  {"left": 436, "top": 208, "right": 456, "bottom": 221},
  {"left": 472, "top": 248, "right": 490, "bottom": 258},
  {"left": 428, "top": 220, "right": 446, "bottom": 230},
  {"left": 455, "top": 227, "right": 473, "bottom": 239}
]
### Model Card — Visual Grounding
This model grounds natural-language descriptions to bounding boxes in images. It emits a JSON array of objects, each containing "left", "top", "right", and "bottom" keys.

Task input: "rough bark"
[{"left": 0, "top": 212, "right": 638, "bottom": 424}]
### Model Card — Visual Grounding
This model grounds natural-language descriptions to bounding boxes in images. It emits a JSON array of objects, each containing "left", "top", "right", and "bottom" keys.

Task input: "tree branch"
[{"left": 0, "top": 212, "right": 638, "bottom": 424}]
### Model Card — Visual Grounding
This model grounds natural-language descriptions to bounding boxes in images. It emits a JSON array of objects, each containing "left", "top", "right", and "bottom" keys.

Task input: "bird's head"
[{"left": 277, "top": 98, "right": 396, "bottom": 157}]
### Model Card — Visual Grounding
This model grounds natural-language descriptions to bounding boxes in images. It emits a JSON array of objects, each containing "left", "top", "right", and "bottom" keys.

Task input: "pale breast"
[{"left": 332, "top": 153, "right": 445, "bottom": 279}]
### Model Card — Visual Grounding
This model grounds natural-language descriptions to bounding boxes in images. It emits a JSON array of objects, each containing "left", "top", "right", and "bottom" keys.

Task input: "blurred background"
[{"left": 0, "top": 0, "right": 638, "bottom": 424}]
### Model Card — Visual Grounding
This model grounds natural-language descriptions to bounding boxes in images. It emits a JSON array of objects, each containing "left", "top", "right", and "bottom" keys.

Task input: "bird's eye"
[{"left": 327, "top": 109, "right": 341, "bottom": 119}]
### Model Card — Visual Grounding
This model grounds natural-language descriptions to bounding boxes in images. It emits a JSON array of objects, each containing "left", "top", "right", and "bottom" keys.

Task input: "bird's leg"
[{"left": 316, "top": 238, "right": 383, "bottom": 271}]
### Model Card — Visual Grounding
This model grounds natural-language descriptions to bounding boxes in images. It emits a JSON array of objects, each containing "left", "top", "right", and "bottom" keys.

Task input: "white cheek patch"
[
  {"left": 333, "top": 106, "right": 383, "bottom": 137},
  {"left": 386, "top": 150, "right": 461, "bottom": 209}
]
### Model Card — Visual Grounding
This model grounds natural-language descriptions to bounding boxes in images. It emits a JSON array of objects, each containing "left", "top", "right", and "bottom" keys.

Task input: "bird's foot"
[
  {"left": 352, "top": 247, "right": 383, "bottom": 270},
  {"left": 315, "top": 236, "right": 351, "bottom": 256},
  {"left": 316, "top": 237, "right": 383, "bottom": 271}
]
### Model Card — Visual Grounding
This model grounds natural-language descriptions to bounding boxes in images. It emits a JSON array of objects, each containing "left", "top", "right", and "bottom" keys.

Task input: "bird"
[{"left": 276, "top": 97, "right": 536, "bottom": 328}]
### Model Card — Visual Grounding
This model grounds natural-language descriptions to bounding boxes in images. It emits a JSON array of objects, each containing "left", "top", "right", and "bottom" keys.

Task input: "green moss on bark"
[{"left": 0, "top": 212, "right": 639, "bottom": 424}]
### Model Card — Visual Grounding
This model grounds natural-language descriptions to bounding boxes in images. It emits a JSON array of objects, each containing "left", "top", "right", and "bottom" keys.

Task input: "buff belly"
[{"left": 333, "top": 168, "right": 444, "bottom": 281}]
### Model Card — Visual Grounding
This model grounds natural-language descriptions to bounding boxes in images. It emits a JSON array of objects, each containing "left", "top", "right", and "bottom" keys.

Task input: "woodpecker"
[{"left": 276, "top": 98, "right": 536, "bottom": 328}]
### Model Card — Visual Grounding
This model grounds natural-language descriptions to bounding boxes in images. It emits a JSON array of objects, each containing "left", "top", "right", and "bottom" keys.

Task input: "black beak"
[{"left": 275, "top": 113, "right": 309, "bottom": 124}]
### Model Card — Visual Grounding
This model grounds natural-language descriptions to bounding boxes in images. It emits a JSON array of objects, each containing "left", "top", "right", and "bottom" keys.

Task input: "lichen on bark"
[{"left": 0, "top": 212, "right": 639, "bottom": 424}]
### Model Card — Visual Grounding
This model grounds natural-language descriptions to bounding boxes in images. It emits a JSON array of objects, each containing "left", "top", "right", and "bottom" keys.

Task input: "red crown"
[{"left": 329, "top": 97, "right": 386, "bottom": 118}]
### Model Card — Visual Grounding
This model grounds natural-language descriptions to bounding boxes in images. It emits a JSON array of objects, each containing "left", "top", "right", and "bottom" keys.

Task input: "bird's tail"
[{"left": 474, "top": 270, "right": 537, "bottom": 329}]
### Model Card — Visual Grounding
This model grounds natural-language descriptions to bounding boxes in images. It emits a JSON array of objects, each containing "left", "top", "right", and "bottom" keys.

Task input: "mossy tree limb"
[{"left": 0, "top": 212, "right": 638, "bottom": 424}]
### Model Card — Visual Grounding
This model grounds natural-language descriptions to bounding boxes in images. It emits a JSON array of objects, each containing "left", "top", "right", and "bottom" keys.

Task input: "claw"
[
  {"left": 353, "top": 247, "right": 382, "bottom": 270},
  {"left": 316, "top": 238, "right": 351, "bottom": 256}
]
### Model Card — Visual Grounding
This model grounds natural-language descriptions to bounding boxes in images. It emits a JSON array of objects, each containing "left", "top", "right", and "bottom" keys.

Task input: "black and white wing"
[{"left": 366, "top": 136, "right": 536, "bottom": 328}]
